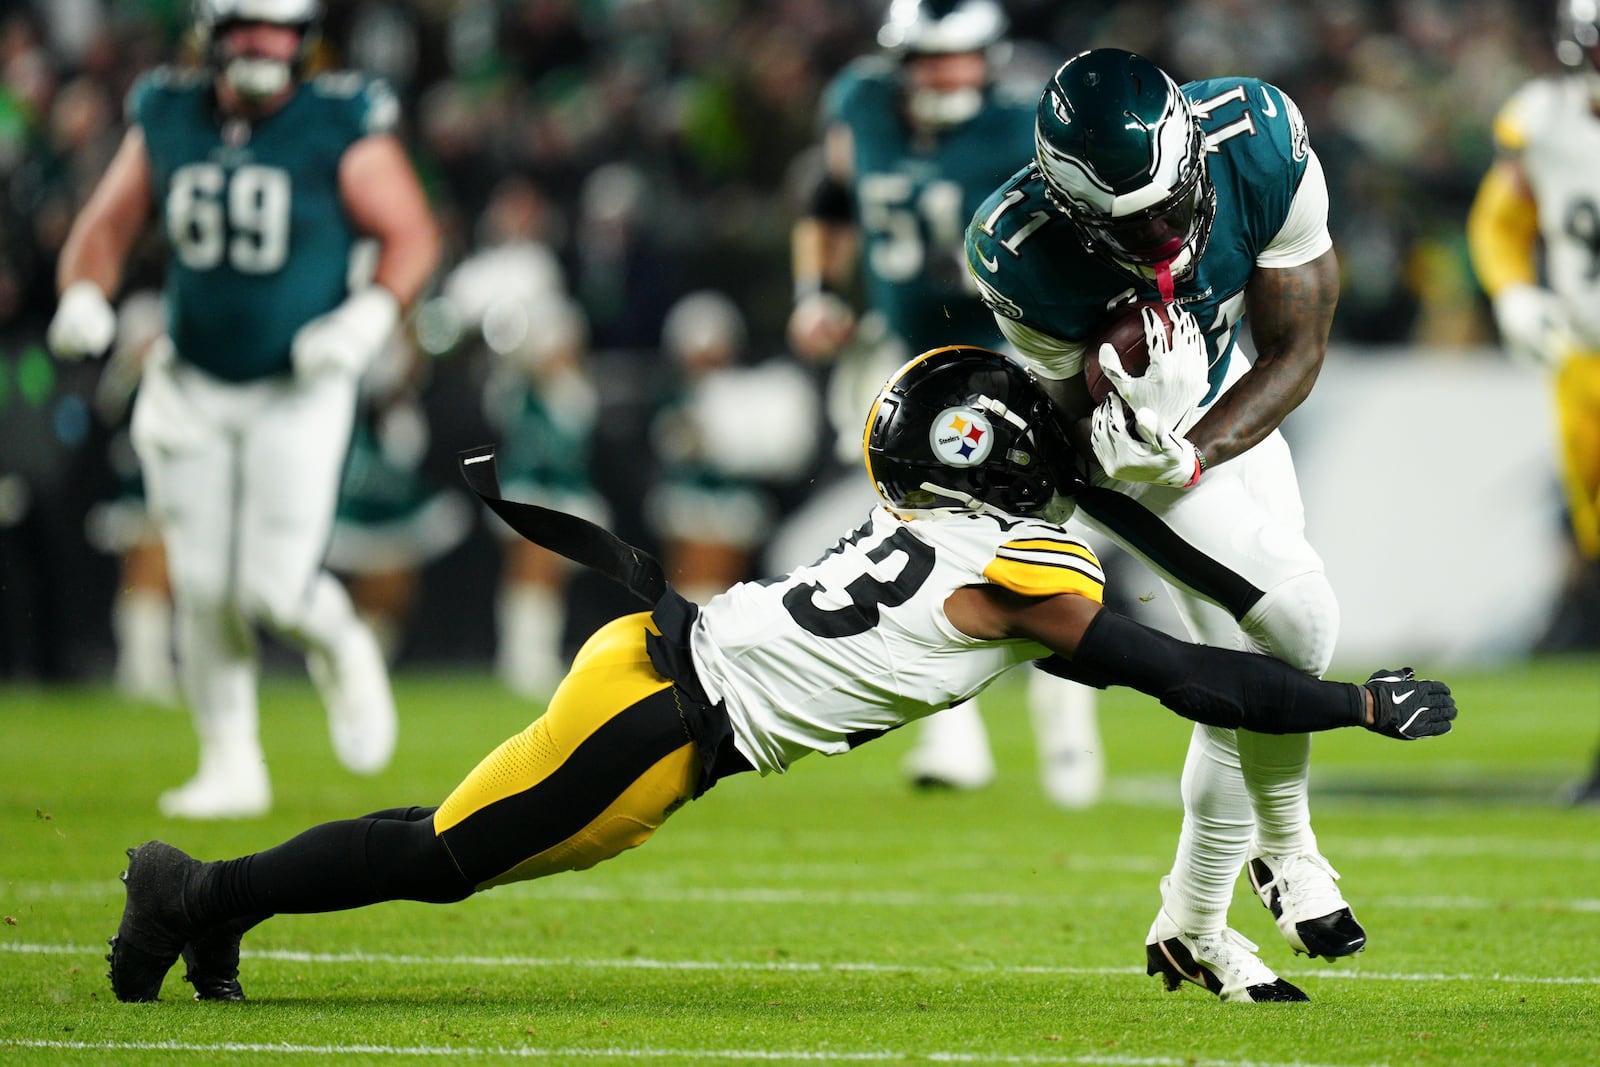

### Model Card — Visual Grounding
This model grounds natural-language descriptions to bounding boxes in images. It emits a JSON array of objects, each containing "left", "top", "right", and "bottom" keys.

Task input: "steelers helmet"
[
  {"left": 1033, "top": 49, "right": 1216, "bottom": 282},
  {"left": 863, "top": 346, "right": 1081, "bottom": 517},
  {"left": 196, "top": 0, "right": 322, "bottom": 98}
]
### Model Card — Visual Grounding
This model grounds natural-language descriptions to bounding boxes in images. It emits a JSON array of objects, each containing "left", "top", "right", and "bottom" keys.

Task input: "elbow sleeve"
[
  {"left": 806, "top": 172, "right": 854, "bottom": 225},
  {"left": 1070, "top": 610, "right": 1364, "bottom": 734}
]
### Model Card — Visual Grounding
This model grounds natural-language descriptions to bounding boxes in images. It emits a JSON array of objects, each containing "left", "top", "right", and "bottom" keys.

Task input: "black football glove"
[{"left": 1362, "top": 667, "right": 1457, "bottom": 740}]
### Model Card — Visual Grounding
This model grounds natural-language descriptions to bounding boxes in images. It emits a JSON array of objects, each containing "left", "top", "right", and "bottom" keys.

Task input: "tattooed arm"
[{"left": 1186, "top": 247, "right": 1339, "bottom": 467}]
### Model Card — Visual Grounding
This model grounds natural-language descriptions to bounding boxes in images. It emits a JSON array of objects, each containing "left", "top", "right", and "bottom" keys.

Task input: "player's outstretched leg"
[
  {"left": 1144, "top": 880, "right": 1308, "bottom": 1003},
  {"left": 1246, "top": 850, "right": 1365, "bottom": 958},
  {"left": 107, "top": 841, "right": 207, "bottom": 1002}
]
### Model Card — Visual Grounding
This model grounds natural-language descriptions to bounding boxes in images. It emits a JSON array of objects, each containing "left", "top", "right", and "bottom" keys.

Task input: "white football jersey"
[
  {"left": 690, "top": 506, "right": 1104, "bottom": 774},
  {"left": 1496, "top": 76, "right": 1600, "bottom": 346}
]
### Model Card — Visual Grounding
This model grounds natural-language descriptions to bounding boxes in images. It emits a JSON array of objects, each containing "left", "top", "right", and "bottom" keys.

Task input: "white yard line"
[
  {"left": 0, "top": 1038, "right": 1405, "bottom": 1067},
  {"left": 8, "top": 878, "right": 1600, "bottom": 913},
  {"left": 4, "top": 941, "right": 1597, "bottom": 985}
]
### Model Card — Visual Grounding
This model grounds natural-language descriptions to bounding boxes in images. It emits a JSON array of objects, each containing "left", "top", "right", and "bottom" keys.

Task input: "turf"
[{"left": 2, "top": 654, "right": 1598, "bottom": 1066}]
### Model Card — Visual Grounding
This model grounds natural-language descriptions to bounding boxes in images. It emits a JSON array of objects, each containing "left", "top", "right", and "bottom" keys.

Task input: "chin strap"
[{"left": 458, "top": 445, "right": 667, "bottom": 605}]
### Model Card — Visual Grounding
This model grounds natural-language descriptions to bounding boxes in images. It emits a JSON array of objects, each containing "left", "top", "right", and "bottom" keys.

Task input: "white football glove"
[
  {"left": 47, "top": 280, "right": 118, "bottom": 360},
  {"left": 1090, "top": 395, "right": 1203, "bottom": 488},
  {"left": 291, "top": 287, "right": 400, "bottom": 380},
  {"left": 1097, "top": 304, "right": 1210, "bottom": 435},
  {"left": 1492, "top": 284, "right": 1576, "bottom": 369}
]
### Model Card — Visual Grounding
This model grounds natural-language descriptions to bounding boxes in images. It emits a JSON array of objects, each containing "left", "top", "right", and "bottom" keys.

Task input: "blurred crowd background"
[{"left": 0, "top": 0, "right": 1586, "bottom": 684}]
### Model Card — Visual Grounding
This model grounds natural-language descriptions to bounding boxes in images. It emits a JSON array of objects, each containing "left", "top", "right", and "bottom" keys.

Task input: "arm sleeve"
[
  {"left": 996, "top": 315, "right": 1090, "bottom": 380},
  {"left": 1254, "top": 149, "right": 1332, "bottom": 269},
  {"left": 1069, "top": 608, "right": 1365, "bottom": 734}
]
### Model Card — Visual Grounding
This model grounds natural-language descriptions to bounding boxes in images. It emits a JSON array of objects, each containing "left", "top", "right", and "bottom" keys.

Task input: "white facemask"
[
  {"left": 225, "top": 56, "right": 291, "bottom": 98},
  {"left": 907, "top": 87, "right": 982, "bottom": 128}
]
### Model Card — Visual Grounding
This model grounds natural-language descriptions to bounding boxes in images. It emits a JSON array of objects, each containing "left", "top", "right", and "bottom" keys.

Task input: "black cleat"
[
  {"left": 181, "top": 917, "right": 258, "bottom": 1001},
  {"left": 1248, "top": 853, "right": 1366, "bottom": 959},
  {"left": 107, "top": 841, "right": 203, "bottom": 1002}
]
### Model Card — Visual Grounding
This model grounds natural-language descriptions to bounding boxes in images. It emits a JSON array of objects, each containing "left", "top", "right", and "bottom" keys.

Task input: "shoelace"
[
  {"left": 1272, "top": 853, "right": 1345, "bottom": 915},
  {"left": 1193, "top": 928, "right": 1275, "bottom": 984}
]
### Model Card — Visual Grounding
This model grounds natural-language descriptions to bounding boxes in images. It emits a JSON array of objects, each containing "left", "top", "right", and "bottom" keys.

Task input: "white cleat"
[
  {"left": 1144, "top": 906, "right": 1309, "bottom": 1003},
  {"left": 903, "top": 702, "right": 995, "bottom": 791},
  {"left": 309, "top": 625, "right": 397, "bottom": 776},
  {"left": 1029, "top": 671, "right": 1102, "bottom": 809},
  {"left": 158, "top": 766, "right": 271, "bottom": 820},
  {"left": 1248, "top": 850, "right": 1366, "bottom": 958}
]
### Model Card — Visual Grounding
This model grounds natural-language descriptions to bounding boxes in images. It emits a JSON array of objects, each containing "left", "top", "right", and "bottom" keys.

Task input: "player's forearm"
[
  {"left": 369, "top": 221, "right": 439, "bottom": 308},
  {"left": 1190, "top": 250, "right": 1337, "bottom": 465},
  {"left": 56, "top": 219, "right": 131, "bottom": 298},
  {"left": 792, "top": 217, "right": 856, "bottom": 295},
  {"left": 1068, "top": 608, "right": 1367, "bottom": 734}
]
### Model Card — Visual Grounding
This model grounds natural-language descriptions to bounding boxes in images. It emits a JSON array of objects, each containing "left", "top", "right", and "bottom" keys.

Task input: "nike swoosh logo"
[
  {"left": 1260, "top": 86, "right": 1279, "bottom": 117},
  {"left": 977, "top": 251, "right": 999, "bottom": 273},
  {"left": 1392, "top": 689, "right": 1415, "bottom": 704}
]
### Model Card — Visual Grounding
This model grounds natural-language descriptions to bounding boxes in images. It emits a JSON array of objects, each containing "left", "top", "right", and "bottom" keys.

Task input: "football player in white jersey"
[
  {"left": 1468, "top": 1, "right": 1600, "bottom": 804},
  {"left": 106, "top": 344, "right": 1455, "bottom": 1005}
]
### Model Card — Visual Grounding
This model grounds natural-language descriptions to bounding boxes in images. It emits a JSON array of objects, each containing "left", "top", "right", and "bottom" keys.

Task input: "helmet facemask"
[{"left": 198, "top": 0, "right": 321, "bottom": 101}]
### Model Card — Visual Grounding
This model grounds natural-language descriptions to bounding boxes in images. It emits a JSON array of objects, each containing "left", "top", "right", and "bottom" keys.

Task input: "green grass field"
[{"left": 3, "top": 655, "right": 1599, "bottom": 1066}]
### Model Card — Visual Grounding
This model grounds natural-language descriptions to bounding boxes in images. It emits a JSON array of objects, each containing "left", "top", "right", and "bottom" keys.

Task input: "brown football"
[{"left": 1082, "top": 301, "right": 1174, "bottom": 405}]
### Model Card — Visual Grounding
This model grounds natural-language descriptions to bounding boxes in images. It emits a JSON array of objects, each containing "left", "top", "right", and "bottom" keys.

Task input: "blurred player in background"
[
  {"left": 1467, "top": 0, "right": 1600, "bottom": 804},
  {"left": 650, "top": 290, "right": 818, "bottom": 605},
  {"left": 967, "top": 49, "right": 1355, "bottom": 999},
  {"left": 482, "top": 293, "right": 604, "bottom": 700},
  {"left": 785, "top": 0, "right": 1103, "bottom": 808},
  {"left": 47, "top": 0, "right": 439, "bottom": 817},
  {"left": 84, "top": 290, "right": 178, "bottom": 706},
  {"left": 324, "top": 334, "right": 472, "bottom": 666}
]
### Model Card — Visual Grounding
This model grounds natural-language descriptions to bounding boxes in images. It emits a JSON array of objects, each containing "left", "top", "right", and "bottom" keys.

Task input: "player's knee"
[{"left": 1239, "top": 570, "right": 1340, "bottom": 677}]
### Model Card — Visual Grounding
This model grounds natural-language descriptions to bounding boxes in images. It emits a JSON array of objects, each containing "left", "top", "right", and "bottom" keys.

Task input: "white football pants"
[
  {"left": 132, "top": 348, "right": 368, "bottom": 779},
  {"left": 1078, "top": 361, "right": 1339, "bottom": 936}
]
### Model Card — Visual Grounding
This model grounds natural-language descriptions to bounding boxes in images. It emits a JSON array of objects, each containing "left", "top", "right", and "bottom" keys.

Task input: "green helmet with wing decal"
[{"left": 1033, "top": 49, "right": 1215, "bottom": 285}]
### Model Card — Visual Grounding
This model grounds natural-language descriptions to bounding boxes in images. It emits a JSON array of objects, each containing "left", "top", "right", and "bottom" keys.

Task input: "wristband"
[{"left": 1185, "top": 446, "right": 1207, "bottom": 488}]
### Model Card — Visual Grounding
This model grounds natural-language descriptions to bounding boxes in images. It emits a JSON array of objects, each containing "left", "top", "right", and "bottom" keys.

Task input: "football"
[{"left": 1082, "top": 300, "right": 1174, "bottom": 405}]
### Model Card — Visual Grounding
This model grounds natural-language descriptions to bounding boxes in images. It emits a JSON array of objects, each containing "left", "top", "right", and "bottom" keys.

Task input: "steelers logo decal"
[{"left": 930, "top": 406, "right": 994, "bottom": 467}]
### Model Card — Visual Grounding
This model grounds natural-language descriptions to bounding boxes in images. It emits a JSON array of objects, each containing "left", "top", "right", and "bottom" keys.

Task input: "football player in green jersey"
[
  {"left": 966, "top": 49, "right": 1354, "bottom": 1000},
  {"left": 47, "top": 0, "right": 440, "bottom": 818},
  {"left": 785, "top": 0, "right": 1104, "bottom": 810}
]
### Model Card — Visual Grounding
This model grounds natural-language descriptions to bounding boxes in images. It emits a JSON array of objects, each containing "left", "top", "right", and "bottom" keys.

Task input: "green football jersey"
[
  {"left": 825, "top": 57, "right": 1037, "bottom": 355},
  {"left": 966, "top": 76, "right": 1315, "bottom": 402},
  {"left": 132, "top": 67, "right": 398, "bottom": 382}
]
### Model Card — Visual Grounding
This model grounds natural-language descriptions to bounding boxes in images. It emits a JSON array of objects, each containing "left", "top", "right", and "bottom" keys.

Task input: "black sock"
[{"left": 193, "top": 813, "right": 472, "bottom": 925}]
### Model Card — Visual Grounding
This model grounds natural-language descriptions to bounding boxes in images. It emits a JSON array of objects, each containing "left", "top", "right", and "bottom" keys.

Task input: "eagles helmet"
[
  {"left": 197, "top": 0, "right": 322, "bottom": 99},
  {"left": 877, "top": 0, "right": 1008, "bottom": 128},
  {"left": 1034, "top": 49, "right": 1216, "bottom": 287},
  {"left": 1558, "top": 0, "right": 1600, "bottom": 99},
  {"left": 863, "top": 346, "right": 1082, "bottom": 517}
]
